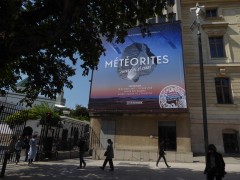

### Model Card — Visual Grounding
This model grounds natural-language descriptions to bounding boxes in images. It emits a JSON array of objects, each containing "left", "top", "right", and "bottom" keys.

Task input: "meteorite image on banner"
[{"left": 117, "top": 42, "right": 157, "bottom": 82}]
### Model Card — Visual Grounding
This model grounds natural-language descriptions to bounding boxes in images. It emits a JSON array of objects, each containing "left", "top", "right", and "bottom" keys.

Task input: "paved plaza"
[{"left": 2, "top": 156, "right": 240, "bottom": 180}]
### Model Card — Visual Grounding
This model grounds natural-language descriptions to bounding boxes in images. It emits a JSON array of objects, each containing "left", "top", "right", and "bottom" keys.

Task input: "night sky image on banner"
[{"left": 89, "top": 21, "right": 187, "bottom": 112}]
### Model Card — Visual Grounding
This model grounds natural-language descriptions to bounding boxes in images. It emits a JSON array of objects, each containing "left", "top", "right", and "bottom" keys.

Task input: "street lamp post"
[
  {"left": 88, "top": 69, "right": 94, "bottom": 109},
  {"left": 190, "top": 3, "right": 209, "bottom": 156}
]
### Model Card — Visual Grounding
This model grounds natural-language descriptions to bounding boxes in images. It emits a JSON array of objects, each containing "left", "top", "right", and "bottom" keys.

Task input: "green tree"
[
  {"left": 5, "top": 102, "right": 61, "bottom": 126},
  {"left": 28, "top": 103, "right": 58, "bottom": 118},
  {"left": 0, "top": 0, "right": 175, "bottom": 105},
  {"left": 28, "top": 102, "right": 60, "bottom": 125},
  {"left": 69, "top": 105, "right": 89, "bottom": 121},
  {"left": 4, "top": 110, "right": 28, "bottom": 126}
]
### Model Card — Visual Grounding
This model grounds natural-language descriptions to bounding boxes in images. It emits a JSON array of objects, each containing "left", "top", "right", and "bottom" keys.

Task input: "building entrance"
[{"left": 158, "top": 121, "right": 176, "bottom": 151}]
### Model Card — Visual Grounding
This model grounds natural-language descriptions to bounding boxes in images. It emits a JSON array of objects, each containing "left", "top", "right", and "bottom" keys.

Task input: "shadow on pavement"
[{"left": 3, "top": 162, "right": 240, "bottom": 180}]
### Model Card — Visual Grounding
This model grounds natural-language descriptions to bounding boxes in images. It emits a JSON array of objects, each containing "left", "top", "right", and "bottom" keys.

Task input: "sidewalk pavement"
[{"left": 2, "top": 156, "right": 240, "bottom": 180}]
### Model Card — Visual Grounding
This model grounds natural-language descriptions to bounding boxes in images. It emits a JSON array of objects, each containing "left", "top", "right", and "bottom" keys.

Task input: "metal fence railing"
[
  {"left": 0, "top": 101, "right": 28, "bottom": 177},
  {"left": 37, "top": 117, "right": 90, "bottom": 160}
]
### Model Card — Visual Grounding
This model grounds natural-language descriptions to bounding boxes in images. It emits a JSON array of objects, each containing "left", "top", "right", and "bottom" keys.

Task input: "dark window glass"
[
  {"left": 223, "top": 133, "right": 239, "bottom": 153},
  {"left": 215, "top": 78, "right": 232, "bottom": 104},
  {"left": 209, "top": 37, "right": 225, "bottom": 58},
  {"left": 206, "top": 9, "right": 217, "bottom": 17}
]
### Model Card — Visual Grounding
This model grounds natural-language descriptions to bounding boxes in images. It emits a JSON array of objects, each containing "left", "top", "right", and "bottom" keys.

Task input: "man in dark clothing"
[
  {"left": 204, "top": 144, "right": 226, "bottom": 180},
  {"left": 78, "top": 138, "right": 86, "bottom": 169},
  {"left": 15, "top": 136, "right": 25, "bottom": 164},
  {"left": 156, "top": 140, "right": 171, "bottom": 168},
  {"left": 23, "top": 136, "right": 30, "bottom": 162}
]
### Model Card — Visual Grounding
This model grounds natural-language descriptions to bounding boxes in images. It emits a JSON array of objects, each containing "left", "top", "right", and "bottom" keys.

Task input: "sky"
[{"left": 63, "top": 61, "right": 91, "bottom": 109}]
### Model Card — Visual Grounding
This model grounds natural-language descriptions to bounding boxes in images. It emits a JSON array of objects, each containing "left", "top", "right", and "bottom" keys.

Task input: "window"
[
  {"left": 206, "top": 9, "right": 217, "bottom": 17},
  {"left": 223, "top": 131, "right": 239, "bottom": 153},
  {"left": 209, "top": 37, "right": 225, "bottom": 58},
  {"left": 215, "top": 78, "right": 232, "bottom": 104}
]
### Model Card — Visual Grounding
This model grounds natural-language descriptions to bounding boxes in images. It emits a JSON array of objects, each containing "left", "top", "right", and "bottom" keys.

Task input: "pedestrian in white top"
[{"left": 28, "top": 135, "right": 38, "bottom": 166}]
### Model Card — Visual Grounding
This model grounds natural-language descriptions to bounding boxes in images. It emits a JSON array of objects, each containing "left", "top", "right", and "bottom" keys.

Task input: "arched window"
[
  {"left": 73, "top": 128, "right": 79, "bottom": 146},
  {"left": 62, "top": 129, "right": 68, "bottom": 142}
]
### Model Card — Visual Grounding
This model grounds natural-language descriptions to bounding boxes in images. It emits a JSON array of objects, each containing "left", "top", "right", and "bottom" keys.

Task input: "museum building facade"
[{"left": 89, "top": 0, "right": 240, "bottom": 162}]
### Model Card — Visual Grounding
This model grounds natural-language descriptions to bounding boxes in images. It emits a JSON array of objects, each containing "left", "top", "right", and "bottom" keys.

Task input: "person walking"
[
  {"left": 100, "top": 139, "right": 114, "bottom": 171},
  {"left": 156, "top": 140, "right": 171, "bottom": 168},
  {"left": 77, "top": 138, "right": 86, "bottom": 169},
  {"left": 8, "top": 135, "right": 17, "bottom": 160},
  {"left": 14, "top": 136, "right": 25, "bottom": 164},
  {"left": 204, "top": 144, "right": 226, "bottom": 180},
  {"left": 28, "top": 135, "right": 38, "bottom": 166},
  {"left": 23, "top": 136, "right": 30, "bottom": 162}
]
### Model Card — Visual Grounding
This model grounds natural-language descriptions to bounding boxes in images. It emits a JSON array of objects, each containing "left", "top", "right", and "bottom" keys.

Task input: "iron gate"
[
  {"left": 37, "top": 116, "right": 90, "bottom": 160},
  {"left": 0, "top": 101, "right": 28, "bottom": 176}
]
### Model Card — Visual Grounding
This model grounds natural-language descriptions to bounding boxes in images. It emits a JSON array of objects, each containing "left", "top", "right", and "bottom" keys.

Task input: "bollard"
[{"left": 0, "top": 151, "right": 10, "bottom": 178}]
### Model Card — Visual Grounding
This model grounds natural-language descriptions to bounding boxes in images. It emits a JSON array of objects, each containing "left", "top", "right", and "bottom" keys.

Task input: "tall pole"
[
  {"left": 88, "top": 69, "right": 94, "bottom": 151},
  {"left": 190, "top": 3, "right": 209, "bottom": 157},
  {"left": 197, "top": 25, "right": 209, "bottom": 156},
  {"left": 88, "top": 69, "right": 94, "bottom": 108}
]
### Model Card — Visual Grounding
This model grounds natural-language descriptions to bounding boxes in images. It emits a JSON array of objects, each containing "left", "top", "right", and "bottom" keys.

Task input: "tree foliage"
[
  {"left": 4, "top": 102, "right": 60, "bottom": 126},
  {"left": 0, "top": 0, "right": 175, "bottom": 105},
  {"left": 69, "top": 104, "right": 89, "bottom": 121},
  {"left": 28, "top": 102, "right": 61, "bottom": 125},
  {"left": 4, "top": 110, "right": 28, "bottom": 126},
  {"left": 28, "top": 102, "right": 59, "bottom": 119}
]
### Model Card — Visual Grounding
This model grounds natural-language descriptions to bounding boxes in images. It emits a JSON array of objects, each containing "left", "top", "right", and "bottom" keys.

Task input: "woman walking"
[
  {"left": 100, "top": 139, "right": 114, "bottom": 171},
  {"left": 78, "top": 138, "right": 86, "bottom": 168},
  {"left": 156, "top": 140, "right": 171, "bottom": 168},
  {"left": 28, "top": 135, "right": 38, "bottom": 166}
]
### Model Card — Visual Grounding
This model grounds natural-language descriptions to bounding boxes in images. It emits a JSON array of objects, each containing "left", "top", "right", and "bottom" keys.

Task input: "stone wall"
[
  {"left": 92, "top": 148, "right": 193, "bottom": 163},
  {"left": 181, "top": 0, "right": 240, "bottom": 153}
]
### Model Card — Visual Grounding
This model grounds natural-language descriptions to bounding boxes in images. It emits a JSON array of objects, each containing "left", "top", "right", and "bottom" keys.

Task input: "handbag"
[{"left": 104, "top": 151, "right": 108, "bottom": 156}]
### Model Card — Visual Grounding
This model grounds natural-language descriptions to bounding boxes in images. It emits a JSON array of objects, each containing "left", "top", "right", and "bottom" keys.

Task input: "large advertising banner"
[{"left": 89, "top": 21, "right": 187, "bottom": 112}]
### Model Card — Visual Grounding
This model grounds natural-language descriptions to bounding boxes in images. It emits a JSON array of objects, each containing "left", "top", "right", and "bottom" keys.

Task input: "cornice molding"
[{"left": 201, "top": 22, "right": 229, "bottom": 35}]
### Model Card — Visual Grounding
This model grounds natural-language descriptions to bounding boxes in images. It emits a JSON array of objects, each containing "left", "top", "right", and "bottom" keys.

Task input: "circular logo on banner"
[{"left": 159, "top": 85, "right": 187, "bottom": 108}]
